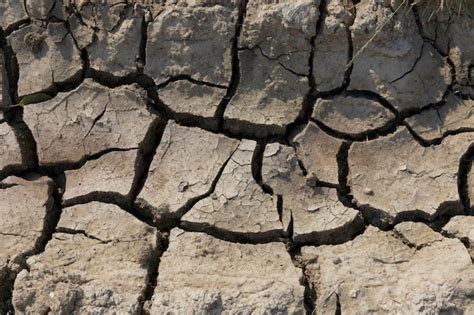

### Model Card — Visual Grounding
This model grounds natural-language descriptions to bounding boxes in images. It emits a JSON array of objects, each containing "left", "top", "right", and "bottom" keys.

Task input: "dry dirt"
[{"left": 0, "top": 0, "right": 473, "bottom": 314}]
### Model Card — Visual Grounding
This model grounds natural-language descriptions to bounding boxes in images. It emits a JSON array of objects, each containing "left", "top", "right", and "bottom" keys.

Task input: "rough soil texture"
[{"left": 0, "top": 0, "right": 473, "bottom": 314}]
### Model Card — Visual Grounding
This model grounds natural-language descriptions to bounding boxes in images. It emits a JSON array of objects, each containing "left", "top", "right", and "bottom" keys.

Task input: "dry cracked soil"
[{"left": 0, "top": 0, "right": 473, "bottom": 314}]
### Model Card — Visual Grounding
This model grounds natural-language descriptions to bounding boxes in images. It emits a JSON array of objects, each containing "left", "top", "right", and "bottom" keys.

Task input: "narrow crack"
[
  {"left": 458, "top": 143, "right": 474, "bottom": 214},
  {"left": 135, "top": 144, "right": 240, "bottom": 230},
  {"left": 2, "top": 19, "right": 31, "bottom": 37},
  {"left": 39, "top": 147, "right": 138, "bottom": 175},
  {"left": 83, "top": 97, "right": 109, "bottom": 140},
  {"left": 139, "top": 230, "right": 169, "bottom": 315},
  {"left": 0, "top": 28, "right": 19, "bottom": 104},
  {"left": 251, "top": 141, "right": 274, "bottom": 195},
  {"left": 55, "top": 227, "right": 111, "bottom": 244},
  {"left": 214, "top": 0, "right": 249, "bottom": 130},
  {"left": 389, "top": 43, "right": 425, "bottom": 84},
  {"left": 250, "top": 45, "right": 307, "bottom": 77},
  {"left": 411, "top": 2, "right": 458, "bottom": 89},
  {"left": 402, "top": 91, "right": 474, "bottom": 144},
  {"left": 335, "top": 292, "right": 342, "bottom": 315},
  {"left": 137, "top": 13, "right": 148, "bottom": 73},
  {"left": 178, "top": 222, "right": 285, "bottom": 244},
  {"left": 156, "top": 74, "right": 228, "bottom": 90},
  {"left": 173, "top": 146, "right": 238, "bottom": 221},
  {"left": 311, "top": 117, "right": 399, "bottom": 143},
  {"left": 440, "top": 229, "right": 472, "bottom": 252},
  {"left": 287, "top": 247, "right": 316, "bottom": 315},
  {"left": 129, "top": 117, "right": 168, "bottom": 201},
  {"left": 62, "top": 191, "right": 130, "bottom": 209}
]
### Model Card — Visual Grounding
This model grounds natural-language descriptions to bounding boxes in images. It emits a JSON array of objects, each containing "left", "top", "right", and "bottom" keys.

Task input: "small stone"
[
  {"left": 363, "top": 188, "right": 373, "bottom": 195},
  {"left": 349, "top": 289, "right": 359, "bottom": 298},
  {"left": 306, "top": 174, "right": 319, "bottom": 187},
  {"left": 178, "top": 181, "right": 189, "bottom": 192}
]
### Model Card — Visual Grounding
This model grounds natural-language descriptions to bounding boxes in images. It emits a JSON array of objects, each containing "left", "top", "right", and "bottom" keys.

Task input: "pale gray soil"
[{"left": 0, "top": 0, "right": 473, "bottom": 314}]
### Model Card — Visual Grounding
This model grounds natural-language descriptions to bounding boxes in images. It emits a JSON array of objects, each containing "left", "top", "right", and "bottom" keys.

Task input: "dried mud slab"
[
  {"left": 312, "top": 95, "right": 395, "bottom": 136},
  {"left": 158, "top": 80, "right": 227, "bottom": 121},
  {"left": 146, "top": 228, "right": 305, "bottom": 313},
  {"left": 224, "top": 0, "right": 317, "bottom": 135},
  {"left": 12, "top": 202, "right": 159, "bottom": 315},
  {"left": 0, "top": 176, "right": 54, "bottom": 266},
  {"left": 443, "top": 215, "right": 474, "bottom": 259},
  {"left": 69, "top": 3, "right": 144, "bottom": 77},
  {"left": 417, "top": 3, "right": 474, "bottom": 88},
  {"left": 145, "top": 1, "right": 237, "bottom": 86},
  {"left": 0, "top": 0, "right": 28, "bottom": 31},
  {"left": 23, "top": 80, "right": 154, "bottom": 165},
  {"left": 240, "top": 0, "right": 318, "bottom": 74},
  {"left": 63, "top": 149, "right": 138, "bottom": 201},
  {"left": 313, "top": 0, "right": 353, "bottom": 92},
  {"left": 393, "top": 221, "right": 443, "bottom": 249},
  {"left": 224, "top": 50, "right": 308, "bottom": 136},
  {"left": 0, "top": 122, "right": 26, "bottom": 177},
  {"left": 8, "top": 22, "right": 83, "bottom": 97},
  {"left": 301, "top": 225, "right": 474, "bottom": 314},
  {"left": 137, "top": 121, "right": 240, "bottom": 221},
  {"left": 262, "top": 143, "right": 362, "bottom": 243},
  {"left": 291, "top": 121, "right": 343, "bottom": 184},
  {"left": 182, "top": 140, "right": 281, "bottom": 237},
  {"left": 0, "top": 176, "right": 54, "bottom": 312},
  {"left": 349, "top": 0, "right": 451, "bottom": 112},
  {"left": 405, "top": 93, "right": 474, "bottom": 142},
  {"left": 349, "top": 127, "right": 474, "bottom": 227},
  {"left": 147, "top": 1, "right": 237, "bottom": 119}
]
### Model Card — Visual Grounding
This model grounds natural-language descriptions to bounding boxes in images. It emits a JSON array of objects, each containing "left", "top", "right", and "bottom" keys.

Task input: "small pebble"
[
  {"left": 363, "top": 187, "right": 374, "bottom": 195},
  {"left": 178, "top": 181, "right": 189, "bottom": 192}
]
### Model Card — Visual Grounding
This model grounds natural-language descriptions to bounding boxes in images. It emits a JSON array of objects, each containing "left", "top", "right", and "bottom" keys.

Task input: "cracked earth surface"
[{"left": 0, "top": 0, "right": 473, "bottom": 314}]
